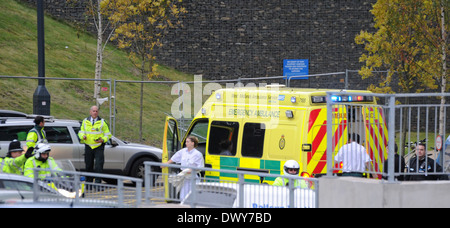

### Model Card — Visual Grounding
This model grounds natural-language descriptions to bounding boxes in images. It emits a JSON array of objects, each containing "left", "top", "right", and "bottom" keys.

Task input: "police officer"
[
  {"left": 26, "top": 116, "right": 46, "bottom": 152},
  {"left": 78, "top": 106, "right": 111, "bottom": 183},
  {"left": 1, "top": 140, "right": 34, "bottom": 175},
  {"left": 24, "top": 143, "right": 61, "bottom": 179},
  {"left": 272, "top": 160, "right": 308, "bottom": 189},
  {"left": 405, "top": 143, "right": 449, "bottom": 181}
]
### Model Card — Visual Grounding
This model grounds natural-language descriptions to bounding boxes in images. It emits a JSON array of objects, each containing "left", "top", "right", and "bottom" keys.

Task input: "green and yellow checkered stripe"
[{"left": 205, "top": 156, "right": 282, "bottom": 184}]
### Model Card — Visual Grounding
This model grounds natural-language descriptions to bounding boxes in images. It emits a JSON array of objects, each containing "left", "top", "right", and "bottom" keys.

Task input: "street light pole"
[{"left": 33, "top": 0, "right": 51, "bottom": 115}]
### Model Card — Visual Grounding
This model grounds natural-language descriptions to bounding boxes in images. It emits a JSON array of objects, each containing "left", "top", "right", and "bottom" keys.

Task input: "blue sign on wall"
[{"left": 283, "top": 59, "right": 309, "bottom": 80}]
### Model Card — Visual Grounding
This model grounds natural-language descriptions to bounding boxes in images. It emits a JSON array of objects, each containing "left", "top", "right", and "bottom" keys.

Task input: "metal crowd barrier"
[
  {"left": 326, "top": 92, "right": 450, "bottom": 182},
  {"left": 32, "top": 168, "right": 143, "bottom": 208},
  {"left": 144, "top": 161, "right": 318, "bottom": 208}
]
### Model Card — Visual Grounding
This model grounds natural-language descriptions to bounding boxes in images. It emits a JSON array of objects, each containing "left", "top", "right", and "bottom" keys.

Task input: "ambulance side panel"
[{"left": 265, "top": 109, "right": 307, "bottom": 174}]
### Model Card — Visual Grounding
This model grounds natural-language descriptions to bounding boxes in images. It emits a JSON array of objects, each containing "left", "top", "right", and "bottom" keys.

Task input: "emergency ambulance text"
[{"left": 228, "top": 108, "right": 280, "bottom": 118}]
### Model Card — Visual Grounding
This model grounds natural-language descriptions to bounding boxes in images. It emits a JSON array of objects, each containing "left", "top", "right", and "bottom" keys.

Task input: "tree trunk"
[
  {"left": 94, "top": 0, "right": 103, "bottom": 107},
  {"left": 139, "top": 59, "right": 145, "bottom": 142},
  {"left": 439, "top": 1, "right": 447, "bottom": 137}
]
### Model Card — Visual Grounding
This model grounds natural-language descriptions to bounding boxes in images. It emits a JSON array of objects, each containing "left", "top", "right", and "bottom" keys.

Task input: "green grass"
[
  {"left": 396, "top": 131, "right": 438, "bottom": 152},
  {"left": 0, "top": 0, "right": 194, "bottom": 147}
]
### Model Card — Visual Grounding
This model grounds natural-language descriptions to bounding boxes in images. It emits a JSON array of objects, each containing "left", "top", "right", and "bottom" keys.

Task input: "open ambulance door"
[
  {"left": 162, "top": 116, "right": 181, "bottom": 199},
  {"left": 162, "top": 116, "right": 181, "bottom": 164}
]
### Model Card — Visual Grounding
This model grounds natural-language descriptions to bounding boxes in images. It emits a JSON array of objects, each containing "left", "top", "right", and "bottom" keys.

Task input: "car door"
[
  {"left": 45, "top": 125, "right": 84, "bottom": 170},
  {"left": 102, "top": 136, "right": 125, "bottom": 171},
  {"left": 69, "top": 126, "right": 87, "bottom": 170}
]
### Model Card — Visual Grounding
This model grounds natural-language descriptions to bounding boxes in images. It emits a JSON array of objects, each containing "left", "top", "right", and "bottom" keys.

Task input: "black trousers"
[{"left": 84, "top": 144, "right": 105, "bottom": 183}]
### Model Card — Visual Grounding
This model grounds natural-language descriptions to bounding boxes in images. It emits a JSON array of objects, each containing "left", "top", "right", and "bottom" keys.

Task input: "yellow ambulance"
[{"left": 162, "top": 86, "right": 388, "bottom": 184}]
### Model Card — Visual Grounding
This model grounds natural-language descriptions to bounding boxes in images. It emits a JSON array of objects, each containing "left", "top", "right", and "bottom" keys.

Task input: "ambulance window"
[
  {"left": 242, "top": 123, "right": 265, "bottom": 158},
  {"left": 185, "top": 120, "right": 209, "bottom": 156},
  {"left": 208, "top": 121, "right": 239, "bottom": 156},
  {"left": 187, "top": 121, "right": 208, "bottom": 144}
]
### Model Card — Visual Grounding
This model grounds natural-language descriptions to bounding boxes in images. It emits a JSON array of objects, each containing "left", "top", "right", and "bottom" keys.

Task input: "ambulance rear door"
[
  {"left": 307, "top": 107, "right": 348, "bottom": 176},
  {"left": 361, "top": 106, "right": 388, "bottom": 178},
  {"left": 328, "top": 101, "right": 388, "bottom": 178}
]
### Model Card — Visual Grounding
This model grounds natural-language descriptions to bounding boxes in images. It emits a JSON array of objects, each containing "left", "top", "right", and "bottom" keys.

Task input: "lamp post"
[{"left": 33, "top": 0, "right": 51, "bottom": 115}]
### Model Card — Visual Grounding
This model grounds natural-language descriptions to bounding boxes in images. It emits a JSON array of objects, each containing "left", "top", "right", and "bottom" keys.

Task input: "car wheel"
[{"left": 130, "top": 157, "right": 160, "bottom": 184}]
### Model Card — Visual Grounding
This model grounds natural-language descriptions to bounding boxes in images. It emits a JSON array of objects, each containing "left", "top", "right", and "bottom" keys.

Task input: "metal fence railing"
[
  {"left": 1, "top": 70, "right": 373, "bottom": 145},
  {"left": 144, "top": 161, "right": 318, "bottom": 208},
  {"left": 32, "top": 169, "right": 143, "bottom": 208},
  {"left": 325, "top": 92, "right": 450, "bottom": 182}
]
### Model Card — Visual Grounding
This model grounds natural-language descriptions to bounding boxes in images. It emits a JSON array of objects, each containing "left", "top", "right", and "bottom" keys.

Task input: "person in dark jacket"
[
  {"left": 383, "top": 143, "right": 406, "bottom": 181},
  {"left": 405, "top": 143, "right": 449, "bottom": 181}
]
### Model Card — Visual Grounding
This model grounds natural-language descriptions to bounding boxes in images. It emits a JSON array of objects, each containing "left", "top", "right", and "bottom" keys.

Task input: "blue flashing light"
[
  {"left": 331, "top": 96, "right": 341, "bottom": 102},
  {"left": 291, "top": 96, "right": 297, "bottom": 103},
  {"left": 216, "top": 93, "right": 222, "bottom": 100}
]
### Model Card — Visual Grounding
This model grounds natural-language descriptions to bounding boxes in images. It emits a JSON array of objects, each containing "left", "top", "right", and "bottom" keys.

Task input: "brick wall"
[
  {"left": 18, "top": 0, "right": 377, "bottom": 89},
  {"left": 157, "top": 0, "right": 377, "bottom": 86},
  {"left": 14, "top": 0, "right": 450, "bottom": 130}
]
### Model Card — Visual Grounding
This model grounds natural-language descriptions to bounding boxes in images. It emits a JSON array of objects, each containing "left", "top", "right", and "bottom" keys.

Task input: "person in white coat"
[
  {"left": 163, "top": 136, "right": 204, "bottom": 200},
  {"left": 334, "top": 133, "right": 371, "bottom": 177}
]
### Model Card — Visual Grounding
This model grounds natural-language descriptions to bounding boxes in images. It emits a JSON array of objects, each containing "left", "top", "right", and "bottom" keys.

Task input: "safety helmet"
[
  {"left": 283, "top": 160, "right": 300, "bottom": 176},
  {"left": 7, "top": 139, "right": 22, "bottom": 157},
  {"left": 34, "top": 143, "right": 51, "bottom": 162}
]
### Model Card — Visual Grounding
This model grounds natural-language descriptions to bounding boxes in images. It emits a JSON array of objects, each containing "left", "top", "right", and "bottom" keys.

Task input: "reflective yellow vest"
[
  {"left": 24, "top": 157, "right": 61, "bottom": 179},
  {"left": 272, "top": 177, "right": 308, "bottom": 189},
  {"left": 78, "top": 117, "right": 111, "bottom": 149},
  {"left": 26, "top": 127, "right": 46, "bottom": 149},
  {"left": 1, "top": 155, "right": 28, "bottom": 175}
]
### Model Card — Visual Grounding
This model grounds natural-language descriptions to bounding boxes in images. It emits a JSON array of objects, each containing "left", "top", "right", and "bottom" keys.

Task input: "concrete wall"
[{"left": 319, "top": 177, "right": 450, "bottom": 208}]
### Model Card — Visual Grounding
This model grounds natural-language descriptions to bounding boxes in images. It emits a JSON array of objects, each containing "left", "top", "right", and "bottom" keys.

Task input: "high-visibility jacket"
[
  {"left": 24, "top": 157, "right": 61, "bottom": 179},
  {"left": 1, "top": 155, "right": 28, "bottom": 175},
  {"left": 78, "top": 117, "right": 111, "bottom": 149},
  {"left": 26, "top": 126, "right": 46, "bottom": 149},
  {"left": 272, "top": 177, "right": 308, "bottom": 189}
]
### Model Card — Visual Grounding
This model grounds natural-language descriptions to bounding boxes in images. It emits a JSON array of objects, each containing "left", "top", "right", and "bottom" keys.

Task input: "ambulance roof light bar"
[{"left": 311, "top": 95, "right": 374, "bottom": 103}]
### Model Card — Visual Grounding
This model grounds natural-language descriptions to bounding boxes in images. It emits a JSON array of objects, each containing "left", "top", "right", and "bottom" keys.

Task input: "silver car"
[{"left": 0, "top": 115, "right": 162, "bottom": 180}]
